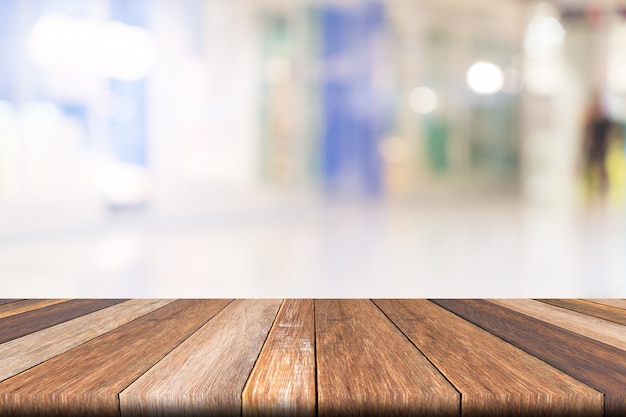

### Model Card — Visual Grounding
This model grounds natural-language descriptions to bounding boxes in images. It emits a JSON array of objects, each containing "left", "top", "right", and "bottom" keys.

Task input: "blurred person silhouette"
[{"left": 581, "top": 91, "right": 617, "bottom": 197}]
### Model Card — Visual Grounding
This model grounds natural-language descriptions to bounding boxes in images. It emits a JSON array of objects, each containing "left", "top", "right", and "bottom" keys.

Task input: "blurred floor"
[{"left": 1, "top": 192, "right": 624, "bottom": 298}]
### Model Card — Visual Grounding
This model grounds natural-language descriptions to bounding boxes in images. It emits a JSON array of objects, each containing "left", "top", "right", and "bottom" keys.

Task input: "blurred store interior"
[{"left": 0, "top": 0, "right": 625, "bottom": 297}]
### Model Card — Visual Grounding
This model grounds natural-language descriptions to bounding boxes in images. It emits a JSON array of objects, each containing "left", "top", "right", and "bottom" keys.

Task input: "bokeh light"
[
  {"left": 466, "top": 62, "right": 505, "bottom": 95},
  {"left": 409, "top": 87, "right": 438, "bottom": 114}
]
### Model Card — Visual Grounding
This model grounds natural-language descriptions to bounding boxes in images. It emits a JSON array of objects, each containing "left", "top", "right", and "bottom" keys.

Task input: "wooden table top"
[{"left": 0, "top": 298, "right": 625, "bottom": 416}]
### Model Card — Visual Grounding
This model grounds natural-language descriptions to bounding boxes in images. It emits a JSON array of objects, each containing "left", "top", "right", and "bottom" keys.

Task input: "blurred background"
[{"left": 0, "top": 0, "right": 625, "bottom": 297}]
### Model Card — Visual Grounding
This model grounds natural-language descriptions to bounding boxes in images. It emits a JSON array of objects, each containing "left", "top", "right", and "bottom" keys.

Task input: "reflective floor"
[{"left": 1, "top": 192, "right": 624, "bottom": 298}]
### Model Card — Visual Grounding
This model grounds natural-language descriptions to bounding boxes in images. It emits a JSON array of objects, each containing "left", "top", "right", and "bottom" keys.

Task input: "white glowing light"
[
  {"left": 409, "top": 87, "right": 438, "bottom": 114},
  {"left": 524, "top": 16, "right": 566, "bottom": 58},
  {"left": 466, "top": 62, "right": 505, "bottom": 95},
  {"left": 27, "top": 13, "right": 157, "bottom": 81}
]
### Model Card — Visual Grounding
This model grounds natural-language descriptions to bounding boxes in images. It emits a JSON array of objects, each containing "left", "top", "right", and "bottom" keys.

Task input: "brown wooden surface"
[
  {"left": 0, "top": 299, "right": 72, "bottom": 320},
  {"left": 0, "top": 299, "right": 173, "bottom": 382},
  {"left": 585, "top": 298, "right": 626, "bottom": 310},
  {"left": 120, "top": 299, "right": 282, "bottom": 417},
  {"left": 315, "top": 299, "right": 459, "bottom": 417},
  {"left": 433, "top": 299, "right": 626, "bottom": 417},
  {"left": 0, "top": 298, "right": 624, "bottom": 416},
  {"left": 537, "top": 298, "right": 626, "bottom": 326},
  {"left": 375, "top": 299, "right": 602, "bottom": 417},
  {"left": 242, "top": 299, "right": 316, "bottom": 417},
  {"left": 0, "top": 299, "right": 126, "bottom": 344},
  {"left": 0, "top": 299, "right": 231, "bottom": 417},
  {"left": 0, "top": 299, "right": 21, "bottom": 306},
  {"left": 491, "top": 299, "right": 626, "bottom": 352}
]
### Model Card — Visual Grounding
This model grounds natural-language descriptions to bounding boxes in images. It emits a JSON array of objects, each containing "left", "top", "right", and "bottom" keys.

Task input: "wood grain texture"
[
  {"left": 0, "top": 299, "right": 20, "bottom": 306},
  {"left": 120, "top": 299, "right": 282, "bottom": 417},
  {"left": 374, "top": 299, "right": 602, "bottom": 417},
  {"left": 315, "top": 299, "right": 459, "bottom": 417},
  {"left": 537, "top": 298, "right": 626, "bottom": 326},
  {"left": 0, "top": 299, "right": 126, "bottom": 344},
  {"left": 491, "top": 299, "right": 626, "bottom": 352},
  {"left": 242, "top": 299, "right": 315, "bottom": 417},
  {"left": 433, "top": 299, "right": 626, "bottom": 417},
  {"left": 585, "top": 299, "right": 626, "bottom": 310},
  {"left": 0, "top": 299, "right": 72, "bottom": 320},
  {"left": 0, "top": 299, "right": 231, "bottom": 417},
  {"left": 0, "top": 299, "right": 174, "bottom": 382}
]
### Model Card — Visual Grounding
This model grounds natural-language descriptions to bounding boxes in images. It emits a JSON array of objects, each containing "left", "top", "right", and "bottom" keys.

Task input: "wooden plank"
[
  {"left": 315, "top": 299, "right": 459, "bottom": 417},
  {"left": 0, "top": 299, "right": 20, "bottom": 306},
  {"left": 537, "top": 298, "right": 626, "bottom": 326},
  {"left": 585, "top": 299, "right": 626, "bottom": 310},
  {"left": 433, "top": 299, "right": 626, "bottom": 417},
  {"left": 491, "top": 299, "right": 626, "bottom": 352},
  {"left": 0, "top": 299, "right": 126, "bottom": 344},
  {"left": 375, "top": 299, "right": 603, "bottom": 417},
  {"left": 0, "top": 299, "right": 174, "bottom": 382},
  {"left": 0, "top": 299, "right": 72, "bottom": 320},
  {"left": 242, "top": 299, "right": 315, "bottom": 417},
  {"left": 0, "top": 299, "right": 231, "bottom": 417},
  {"left": 120, "top": 299, "right": 282, "bottom": 417}
]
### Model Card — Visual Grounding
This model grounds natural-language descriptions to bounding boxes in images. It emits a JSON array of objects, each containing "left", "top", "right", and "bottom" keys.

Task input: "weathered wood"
[
  {"left": 0, "top": 299, "right": 126, "bottom": 344},
  {"left": 491, "top": 299, "right": 626, "bottom": 352},
  {"left": 120, "top": 299, "right": 282, "bottom": 417},
  {"left": 585, "top": 299, "right": 626, "bottom": 310},
  {"left": 315, "top": 299, "right": 459, "bottom": 417},
  {"left": 375, "top": 299, "right": 603, "bottom": 417},
  {"left": 433, "top": 299, "right": 626, "bottom": 417},
  {"left": 242, "top": 299, "right": 315, "bottom": 417},
  {"left": 0, "top": 299, "right": 174, "bottom": 382},
  {"left": 537, "top": 299, "right": 626, "bottom": 326},
  {"left": 0, "top": 299, "right": 72, "bottom": 320},
  {"left": 0, "top": 299, "right": 231, "bottom": 417}
]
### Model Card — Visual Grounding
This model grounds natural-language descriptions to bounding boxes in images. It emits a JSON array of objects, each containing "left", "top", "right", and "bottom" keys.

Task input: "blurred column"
[
  {"left": 109, "top": 0, "right": 148, "bottom": 167},
  {"left": 0, "top": 1, "right": 18, "bottom": 102},
  {"left": 521, "top": 1, "right": 582, "bottom": 203},
  {"left": 319, "top": 0, "right": 390, "bottom": 197}
]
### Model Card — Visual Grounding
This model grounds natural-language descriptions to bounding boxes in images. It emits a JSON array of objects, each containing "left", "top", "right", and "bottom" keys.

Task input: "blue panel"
[
  {"left": 108, "top": 80, "right": 147, "bottom": 166},
  {"left": 319, "top": 1, "right": 388, "bottom": 196},
  {"left": 108, "top": 0, "right": 148, "bottom": 166},
  {"left": 109, "top": 0, "right": 147, "bottom": 26},
  {"left": 0, "top": 0, "right": 17, "bottom": 100}
]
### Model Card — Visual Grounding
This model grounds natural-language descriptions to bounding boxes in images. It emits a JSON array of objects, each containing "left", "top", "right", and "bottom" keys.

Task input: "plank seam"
[
  {"left": 536, "top": 299, "right": 626, "bottom": 327},
  {"left": 240, "top": 298, "right": 286, "bottom": 416},
  {"left": 371, "top": 299, "right": 462, "bottom": 417},
  {"left": 0, "top": 299, "right": 126, "bottom": 344},
  {"left": 431, "top": 299, "right": 608, "bottom": 416},
  {"left": 0, "top": 299, "right": 26, "bottom": 308},
  {"left": 313, "top": 299, "right": 318, "bottom": 417},
  {"left": 432, "top": 299, "right": 571, "bottom": 366},
  {"left": 0, "top": 302, "right": 142, "bottom": 384},
  {"left": 115, "top": 299, "right": 235, "bottom": 417},
  {"left": 584, "top": 300, "right": 622, "bottom": 309}
]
